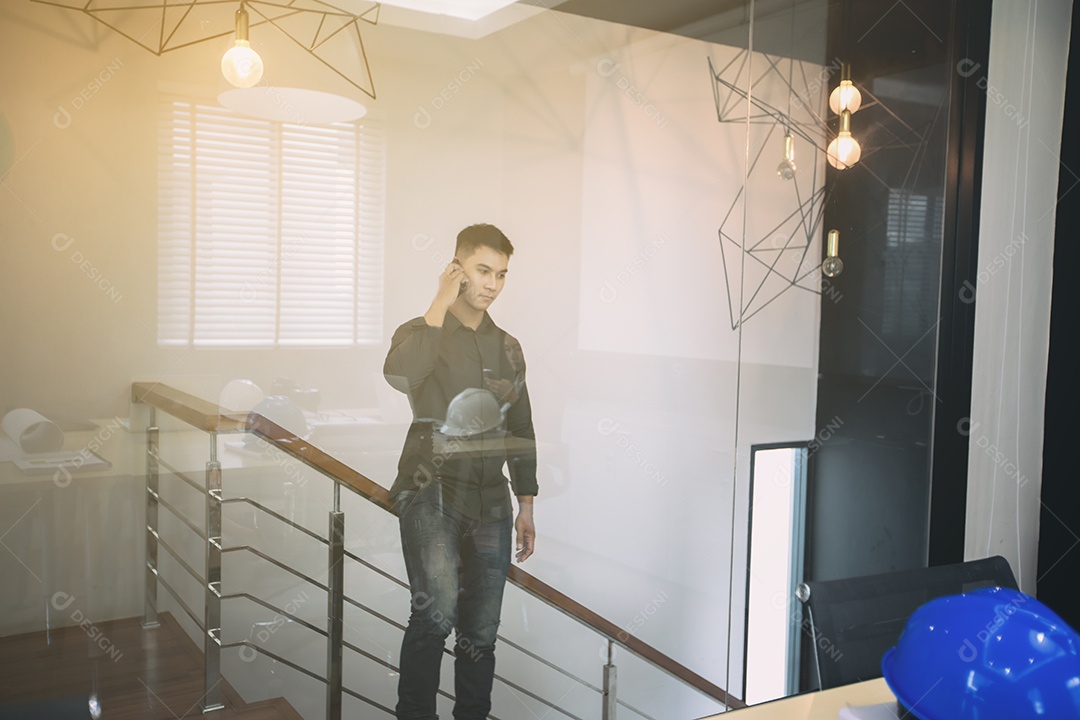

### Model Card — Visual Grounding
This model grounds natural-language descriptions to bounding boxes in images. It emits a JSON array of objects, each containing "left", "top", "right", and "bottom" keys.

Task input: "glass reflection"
[{"left": 0, "top": 0, "right": 965, "bottom": 714}]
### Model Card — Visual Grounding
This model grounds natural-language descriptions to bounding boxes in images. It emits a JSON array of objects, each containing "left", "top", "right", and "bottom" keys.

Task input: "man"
[{"left": 384, "top": 223, "right": 537, "bottom": 720}]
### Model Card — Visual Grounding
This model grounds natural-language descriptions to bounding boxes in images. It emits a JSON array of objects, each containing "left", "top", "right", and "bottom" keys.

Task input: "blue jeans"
[{"left": 395, "top": 482, "right": 512, "bottom": 720}]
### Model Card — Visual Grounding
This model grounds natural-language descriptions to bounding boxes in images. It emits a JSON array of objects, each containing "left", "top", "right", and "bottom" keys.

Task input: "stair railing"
[{"left": 132, "top": 381, "right": 746, "bottom": 718}]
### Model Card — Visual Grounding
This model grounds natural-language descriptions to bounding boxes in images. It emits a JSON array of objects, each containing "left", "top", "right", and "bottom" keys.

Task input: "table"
[
  {"left": 0, "top": 419, "right": 145, "bottom": 638},
  {"left": 709, "top": 679, "right": 897, "bottom": 719}
]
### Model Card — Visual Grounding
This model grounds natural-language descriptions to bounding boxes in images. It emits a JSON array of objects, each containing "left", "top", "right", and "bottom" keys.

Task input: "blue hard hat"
[{"left": 882, "top": 586, "right": 1080, "bottom": 719}]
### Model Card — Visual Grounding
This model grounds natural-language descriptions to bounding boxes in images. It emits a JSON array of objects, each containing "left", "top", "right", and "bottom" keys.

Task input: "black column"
[
  {"left": 1036, "top": 0, "right": 1080, "bottom": 632},
  {"left": 804, "top": 0, "right": 992, "bottom": 584}
]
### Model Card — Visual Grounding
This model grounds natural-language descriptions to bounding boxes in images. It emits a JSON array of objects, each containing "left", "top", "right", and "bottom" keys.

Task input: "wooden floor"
[{"left": 0, "top": 612, "right": 301, "bottom": 719}]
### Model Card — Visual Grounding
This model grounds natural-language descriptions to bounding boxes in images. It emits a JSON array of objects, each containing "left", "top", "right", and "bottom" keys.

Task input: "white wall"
[
  {"left": 0, "top": 3, "right": 823, "bottom": 716},
  {"left": 964, "top": 0, "right": 1073, "bottom": 595}
]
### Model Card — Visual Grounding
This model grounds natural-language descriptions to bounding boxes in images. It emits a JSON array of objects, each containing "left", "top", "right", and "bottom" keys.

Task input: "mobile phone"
[{"left": 453, "top": 258, "right": 468, "bottom": 296}]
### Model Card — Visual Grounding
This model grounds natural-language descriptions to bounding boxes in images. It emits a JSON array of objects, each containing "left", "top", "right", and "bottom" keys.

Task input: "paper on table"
[
  {"left": 13, "top": 451, "right": 111, "bottom": 475},
  {"left": 839, "top": 703, "right": 901, "bottom": 720},
  {"left": 2, "top": 408, "right": 64, "bottom": 453}
]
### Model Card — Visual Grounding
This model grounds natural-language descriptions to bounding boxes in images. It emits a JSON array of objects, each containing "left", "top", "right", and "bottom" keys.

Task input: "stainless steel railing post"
[
  {"left": 204, "top": 432, "right": 225, "bottom": 712},
  {"left": 603, "top": 639, "right": 617, "bottom": 720},
  {"left": 142, "top": 411, "right": 161, "bottom": 629},
  {"left": 326, "top": 484, "right": 345, "bottom": 720}
]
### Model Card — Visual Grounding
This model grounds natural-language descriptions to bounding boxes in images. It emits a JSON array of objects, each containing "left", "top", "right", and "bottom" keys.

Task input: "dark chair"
[{"left": 796, "top": 555, "right": 1018, "bottom": 690}]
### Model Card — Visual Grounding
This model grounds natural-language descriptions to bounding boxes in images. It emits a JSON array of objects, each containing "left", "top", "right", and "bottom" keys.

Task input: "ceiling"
[
  {"left": 371, "top": 0, "right": 830, "bottom": 60},
  {"left": 520, "top": 0, "right": 831, "bottom": 62},
  {"left": 531, "top": 0, "right": 753, "bottom": 36}
]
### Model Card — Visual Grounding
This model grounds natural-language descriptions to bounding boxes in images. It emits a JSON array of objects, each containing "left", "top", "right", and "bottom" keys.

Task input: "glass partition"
[
  {"left": 138, "top": 401, "right": 737, "bottom": 717},
  {"left": 0, "top": 0, "right": 963, "bottom": 715}
]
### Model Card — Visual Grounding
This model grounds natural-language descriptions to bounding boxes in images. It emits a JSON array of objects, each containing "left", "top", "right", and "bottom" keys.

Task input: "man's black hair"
[{"left": 455, "top": 223, "right": 514, "bottom": 259}]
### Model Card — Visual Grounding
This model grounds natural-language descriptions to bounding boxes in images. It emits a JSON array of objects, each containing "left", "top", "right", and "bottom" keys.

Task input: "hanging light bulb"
[
  {"left": 829, "top": 63, "right": 862, "bottom": 115},
  {"left": 826, "top": 109, "right": 862, "bottom": 170},
  {"left": 777, "top": 131, "right": 797, "bottom": 180},
  {"left": 222, "top": 2, "right": 263, "bottom": 88},
  {"left": 822, "top": 229, "right": 844, "bottom": 277}
]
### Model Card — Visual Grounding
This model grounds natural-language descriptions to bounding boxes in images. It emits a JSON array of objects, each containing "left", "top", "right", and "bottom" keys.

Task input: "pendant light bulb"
[
  {"left": 777, "top": 132, "right": 797, "bottom": 180},
  {"left": 222, "top": 2, "right": 263, "bottom": 88},
  {"left": 822, "top": 255, "right": 844, "bottom": 277},
  {"left": 829, "top": 64, "right": 862, "bottom": 115},
  {"left": 826, "top": 110, "right": 862, "bottom": 170},
  {"left": 822, "top": 229, "right": 844, "bottom": 277}
]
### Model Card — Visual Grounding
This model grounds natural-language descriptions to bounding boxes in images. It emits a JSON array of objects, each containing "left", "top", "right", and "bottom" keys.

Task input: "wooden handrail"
[
  {"left": 131, "top": 381, "right": 747, "bottom": 710},
  {"left": 132, "top": 381, "right": 248, "bottom": 433}
]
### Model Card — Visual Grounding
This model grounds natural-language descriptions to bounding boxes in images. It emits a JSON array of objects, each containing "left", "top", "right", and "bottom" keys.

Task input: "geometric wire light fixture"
[
  {"left": 709, "top": 31, "right": 937, "bottom": 327},
  {"left": 29, "top": 0, "right": 380, "bottom": 99},
  {"left": 708, "top": 51, "right": 832, "bottom": 329}
]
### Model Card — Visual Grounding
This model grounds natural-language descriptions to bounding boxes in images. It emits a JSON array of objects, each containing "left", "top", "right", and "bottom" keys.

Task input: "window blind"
[
  {"left": 157, "top": 99, "right": 384, "bottom": 347},
  {"left": 883, "top": 190, "right": 942, "bottom": 340}
]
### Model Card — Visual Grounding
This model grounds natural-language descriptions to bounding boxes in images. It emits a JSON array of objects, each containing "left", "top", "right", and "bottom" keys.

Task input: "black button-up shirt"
[{"left": 383, "top": 311, "right": 537, "bottom": 521}]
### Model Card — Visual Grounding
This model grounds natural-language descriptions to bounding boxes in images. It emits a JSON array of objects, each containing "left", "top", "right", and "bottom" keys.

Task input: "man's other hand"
[
  {"left": 514, "top": 498, "right": 535, "bottom": 562},
  {"left": 485, "top": 377, "right": 519, "bottom": 405}
]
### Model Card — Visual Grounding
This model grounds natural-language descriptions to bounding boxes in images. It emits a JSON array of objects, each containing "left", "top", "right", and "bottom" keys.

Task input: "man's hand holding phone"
[
  {"left": 424, "top": 258, "right": 467, "bottom": 327},
  {"left": 455, "top": 259, "right": 469, "bottom": 297}
]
